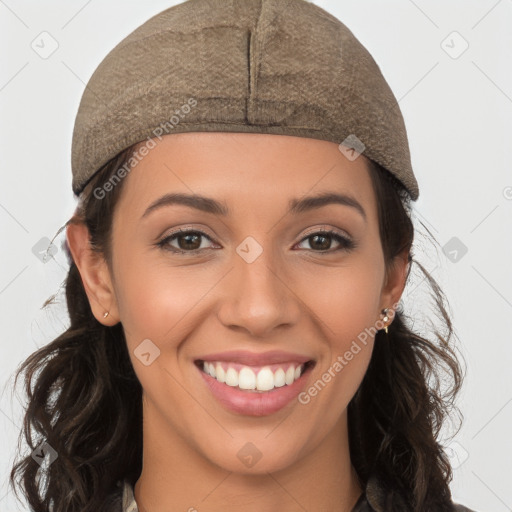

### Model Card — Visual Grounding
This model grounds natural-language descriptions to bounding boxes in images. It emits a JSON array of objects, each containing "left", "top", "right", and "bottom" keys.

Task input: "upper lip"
[{"left": 196, "top": 350, "right": 313, "bottom": 366}]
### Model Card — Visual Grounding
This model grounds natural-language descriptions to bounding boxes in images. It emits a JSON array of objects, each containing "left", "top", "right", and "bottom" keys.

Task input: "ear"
[
  {"left": 66, "top": 220, "right": 119, "bottom": 325},
  {"left": 378, "top": 248, "right": 410, "bottom": 324}
]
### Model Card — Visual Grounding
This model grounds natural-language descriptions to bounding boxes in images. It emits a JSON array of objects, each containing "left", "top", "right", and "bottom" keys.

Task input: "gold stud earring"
[{"left": 381, "top": 308, "right": 390, "bottom": 334}]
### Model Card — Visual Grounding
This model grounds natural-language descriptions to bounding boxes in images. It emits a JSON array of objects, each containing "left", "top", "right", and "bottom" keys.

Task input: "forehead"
[{"left": 116, "top": 132, "right": 377, "bottom": 220}]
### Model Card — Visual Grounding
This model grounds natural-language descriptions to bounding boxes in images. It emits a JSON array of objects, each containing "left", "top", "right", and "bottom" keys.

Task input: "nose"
[{"left": 216, "top": 245, "right": 301, "bottom": 339}]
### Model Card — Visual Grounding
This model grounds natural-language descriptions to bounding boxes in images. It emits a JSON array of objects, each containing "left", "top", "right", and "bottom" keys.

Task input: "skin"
[{"left": 67, "top": 132, "right": 408, "bottom": 512}]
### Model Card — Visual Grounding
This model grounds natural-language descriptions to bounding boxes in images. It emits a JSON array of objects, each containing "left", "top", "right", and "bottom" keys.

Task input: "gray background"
[{"left": 1, "top": 1, "right": 511, "bottom": 510}]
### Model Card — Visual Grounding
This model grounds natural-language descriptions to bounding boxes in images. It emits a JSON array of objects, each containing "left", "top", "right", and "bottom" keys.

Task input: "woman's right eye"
[{"left": 156, "top": 229, "right": 217, "bottom": 253}]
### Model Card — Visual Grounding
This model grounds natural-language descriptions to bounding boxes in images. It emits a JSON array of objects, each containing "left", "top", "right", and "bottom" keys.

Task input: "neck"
[{"left": 134, "top": 400, "right": 363, "bottom": 512}]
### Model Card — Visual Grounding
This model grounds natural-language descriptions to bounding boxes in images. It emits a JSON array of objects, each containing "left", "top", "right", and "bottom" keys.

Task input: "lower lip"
[{"left": 197, "top": 363, "right": 313, "bottom": 417}]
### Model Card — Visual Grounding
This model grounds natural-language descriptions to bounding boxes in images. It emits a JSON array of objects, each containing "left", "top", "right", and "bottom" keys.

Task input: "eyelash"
[{"left": 156, "top": 228, "right": 356, "bottom": 254}]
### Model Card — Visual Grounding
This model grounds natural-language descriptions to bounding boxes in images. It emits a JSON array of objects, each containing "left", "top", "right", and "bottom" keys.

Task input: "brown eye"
[
  {"left": 296, "top": 231, "right": 355, "bottom": 252},
  {"left": 176, "top": 233, "right": 202, "bottom": 250},
  {"left": 157, "top": 229, "right": 216, "bottom": 253}
]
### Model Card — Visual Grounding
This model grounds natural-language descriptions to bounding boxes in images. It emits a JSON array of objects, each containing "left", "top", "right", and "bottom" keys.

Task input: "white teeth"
[
  {"left": 274, "top": 368, "right": 286, "bottom": 387},
  {"left": 256, "top": 367, "right": 275, "bottom": 391},
  {"left": 201, "top": 361, "right": 307, "bottom": 391},
  {"left": 238, "top": 367, "right": 256, "bottom": 390},
  {"left": 285, "top": 366, "right": 295, "bottom": 385},
  {"left": 256, "top": 366, "right": 275, "bottom": 391},
  {"left": 215, "top": 363, "right": 225, "bottom": 383},
  {"left": 225, "top": 367, "right": 239, "bottom": 387}
]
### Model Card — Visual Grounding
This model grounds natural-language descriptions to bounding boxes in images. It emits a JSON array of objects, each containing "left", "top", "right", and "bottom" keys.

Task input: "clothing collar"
[{"left": 121, "top": 479, "right": 138, "bottom": 512}]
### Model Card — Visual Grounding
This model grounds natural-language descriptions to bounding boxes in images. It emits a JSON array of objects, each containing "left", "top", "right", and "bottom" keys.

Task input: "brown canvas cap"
[{"left": 71, "top": 0, "right": 419, "bottom": 200}]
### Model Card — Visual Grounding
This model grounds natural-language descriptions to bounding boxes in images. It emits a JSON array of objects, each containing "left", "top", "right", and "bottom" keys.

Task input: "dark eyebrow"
[
  {"left": 288, "top": 192, "right": 367, "bottom": 222},
  {"left": 141, "top": 193, "right": 229, "bottom": 219},
  {"left": 141, "top": 191, "right": 366, "bottom": 222}
]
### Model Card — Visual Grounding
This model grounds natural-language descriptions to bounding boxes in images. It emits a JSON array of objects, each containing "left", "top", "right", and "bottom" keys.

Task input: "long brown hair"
[{"left": 10, "top": 145, "right": 464, "bottom": 512}]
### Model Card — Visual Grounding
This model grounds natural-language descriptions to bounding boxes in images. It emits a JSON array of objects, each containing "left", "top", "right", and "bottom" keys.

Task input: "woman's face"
[{"left": 95, "top": 132, "right": 406, "bottom": 473}]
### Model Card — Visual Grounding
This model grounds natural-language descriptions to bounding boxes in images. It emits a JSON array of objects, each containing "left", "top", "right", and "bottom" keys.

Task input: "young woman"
[{"left": 10, "top": 1, "right": 477, "bottom": 511}]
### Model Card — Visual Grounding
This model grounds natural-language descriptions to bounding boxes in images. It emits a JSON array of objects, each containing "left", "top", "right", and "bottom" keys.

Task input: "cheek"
[
  {"left": 293, "top": 260, "right": 382, "bottom": 437},
  {"left": 112, "top": 250, "right": 223, "bottom": 359},
  {"left": 294, "top": 252, "right": 383, "bottom": 400},
  {"left": 297, "top": 256, "right": 384, "bottom": 342},
  {"left": 112, "top": 256, "right": 204, "bottom": 404},
  {"left": 112, "top": 252, "right": 189, "bottom": 344}
]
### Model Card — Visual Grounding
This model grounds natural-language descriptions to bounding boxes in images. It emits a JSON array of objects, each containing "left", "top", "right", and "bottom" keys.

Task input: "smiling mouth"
[{"left": 194, "top": 359, "right": 316, "bottom": 393}]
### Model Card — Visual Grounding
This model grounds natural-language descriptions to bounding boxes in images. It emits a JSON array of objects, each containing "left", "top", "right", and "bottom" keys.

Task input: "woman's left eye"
[{"left": 295, "top": 230, "right": 355, "bottom": 252}]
